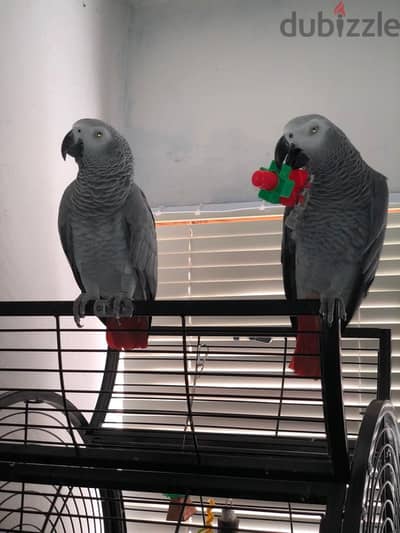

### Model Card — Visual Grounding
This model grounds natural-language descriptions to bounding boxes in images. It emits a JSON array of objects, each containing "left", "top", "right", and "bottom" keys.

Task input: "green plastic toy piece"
[
  {"left": 164, "top": 493, "right": 184, "bottom": 499},
  {"left": 258, "top": 161, "right": 295, "bottom": 204}
]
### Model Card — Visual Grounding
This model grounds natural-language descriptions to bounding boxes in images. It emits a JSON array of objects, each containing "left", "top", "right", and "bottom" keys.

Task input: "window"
[
  {"left": 156, "top": 202, "right": 400, "bottom": 401},
  {"left": 120, "top": 201, "right": 400, "bottom": 531},
  {"left": 119, "top": 202, "right": 400, "bottom": 432}
]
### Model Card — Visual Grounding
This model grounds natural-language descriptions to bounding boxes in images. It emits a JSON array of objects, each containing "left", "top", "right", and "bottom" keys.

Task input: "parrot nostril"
[{"left": 288, "top": 133, "right": 294, "bottom": 139}]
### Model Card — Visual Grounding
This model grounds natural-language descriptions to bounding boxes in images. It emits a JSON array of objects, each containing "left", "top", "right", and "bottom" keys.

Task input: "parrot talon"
[
  {"left": 112, "top": 296, "right": 121, "bottom": 320},
  {"left": 93, "top": 296, "right": 134, "bottom": 318},
  {"left": 319, "top": 297, "right": 346, "bottom": 326},
  {"left": 73, "top": 293, "right": 89, "bottom": 328},
  {"left": 111, "top": 295, "right": 134, "bottom": 319},
  {"left": 94, "top": 299, "right": 110, "bottom": 318},
  {"left": 121, "top": 297, "right": 134, "bottom": 317}
]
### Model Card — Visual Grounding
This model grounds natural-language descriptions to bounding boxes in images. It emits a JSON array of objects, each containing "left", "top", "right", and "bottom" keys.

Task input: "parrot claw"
[
  {"left": 319, "top": 297, "right": 346, "bottom": 326},
  {"left": 112, "top": 295, "right": 134, "bottom": 319},
  {"left": 94, "top": 299, "right": 109, "bottom": 317},
  {"left": 73, "top": 293, "right": 93, "bottom": 328},
  {"left": 94, "top": 296, "right": 134, "bottom": 319}
]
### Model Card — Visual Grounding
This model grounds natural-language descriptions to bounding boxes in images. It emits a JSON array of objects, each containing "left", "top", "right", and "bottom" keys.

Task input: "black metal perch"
[{"left": 0, "top": 299, "right": 397, "bottom": 532}]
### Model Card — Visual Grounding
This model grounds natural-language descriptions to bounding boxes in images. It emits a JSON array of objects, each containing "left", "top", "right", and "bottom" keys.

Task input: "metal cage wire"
[
  {"left": 0, "top": 391, "right": 125, "bottom": 533},
  {"left": 0, "top": 299, "right": 395, "bottom": 532}
]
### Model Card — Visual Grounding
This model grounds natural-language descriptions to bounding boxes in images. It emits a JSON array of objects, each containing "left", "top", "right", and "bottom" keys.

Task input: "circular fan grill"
[
  {"left": 0, "top": 391, "right": 125, "bottom": 533},
  {"left": 343, "top": 400, "right": 400, "bottom": 533}
]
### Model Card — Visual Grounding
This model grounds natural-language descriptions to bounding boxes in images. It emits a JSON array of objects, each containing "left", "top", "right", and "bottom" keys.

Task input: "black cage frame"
[{"left": 0, "top": 299, "right": 397, "bottom": 532}]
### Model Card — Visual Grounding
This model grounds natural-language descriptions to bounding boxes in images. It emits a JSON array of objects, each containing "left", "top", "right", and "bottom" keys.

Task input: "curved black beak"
[
  {"left": 61, "top": 130, "right": 83, "bottom": 160},
  {"left": 274, "top": 135, "right": 309, "bottom": 170},
  {"left": 274, "top": 136, "right": 290, "bottom": 169}
]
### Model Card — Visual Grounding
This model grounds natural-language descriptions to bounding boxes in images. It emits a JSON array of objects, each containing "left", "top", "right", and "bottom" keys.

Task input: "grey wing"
[
  {"left": 123, "top": 182, "right": 158, "bottom": 301},
  {"left": 58, "top": 182, "right": 85, "bottom": 292},
  {"left": 345, "top": 173, "right": 389, "bottom": 325},
  {"left": 281, "top": 206, "right": 298, "bottom": 328}
]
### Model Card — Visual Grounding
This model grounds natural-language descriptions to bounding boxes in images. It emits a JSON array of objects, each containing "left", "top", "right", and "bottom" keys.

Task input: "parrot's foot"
[
  {"left": 93, "top": 298, "right": 111, "bottom": 318},
  {"left": 319, "top": 297, "right": 346, "bottom": 325},
  {"left": 73, "top": 293, "right": 95, "bottom": 328},
  {"left": 111, "top": 295, "right": 134, "bottom": 319},
  {"left": 94, "top": 296, "right": 134, "bottom": 319}
]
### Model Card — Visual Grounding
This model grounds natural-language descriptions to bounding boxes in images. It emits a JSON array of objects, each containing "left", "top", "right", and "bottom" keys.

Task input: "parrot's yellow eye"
[
  {"left": 96, "top": 131, "right": 103, "bottom": 138},
  {"left": 311, "top": 126, "right": 319, "bottom": 134}
]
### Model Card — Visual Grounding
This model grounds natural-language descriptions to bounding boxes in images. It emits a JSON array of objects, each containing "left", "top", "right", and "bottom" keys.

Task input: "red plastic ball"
[{"left": 251, "top": 170, "right": 279, "bottom": 190}]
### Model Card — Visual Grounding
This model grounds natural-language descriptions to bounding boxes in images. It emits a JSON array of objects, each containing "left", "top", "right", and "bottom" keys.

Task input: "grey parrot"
[
  {"left": 275, "top": 114, "right": 388, "bottom": 377},
  {"left": 58, "top": 118, "right": 157, "bottom": 350}
]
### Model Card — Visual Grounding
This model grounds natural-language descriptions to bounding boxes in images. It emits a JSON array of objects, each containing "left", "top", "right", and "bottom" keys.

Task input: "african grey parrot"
[
  {"left": 58, "top": 118, "right": 157, "bottom": 350},
  {"left": 275, "top": 114, "right": 388, "bottom": 377}
]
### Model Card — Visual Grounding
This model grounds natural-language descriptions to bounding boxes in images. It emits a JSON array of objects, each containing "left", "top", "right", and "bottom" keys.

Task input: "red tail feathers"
[
  {"left": 105, "top": 316, "right": 149, "bottom": 350},
  {"left": 289, "top": 315, "right": 321, "bottom": 378}
]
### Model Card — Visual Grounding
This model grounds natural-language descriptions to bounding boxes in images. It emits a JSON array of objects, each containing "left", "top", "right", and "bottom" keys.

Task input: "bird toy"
[
  {"left": 197, "top": 498, "right": 216, "bottom": 533},
  {"left": 251, "top": 160, "right": 309, "bottom": 207},
  {"left": 165, "top": 493, "right": 196, "bottom": 522}
]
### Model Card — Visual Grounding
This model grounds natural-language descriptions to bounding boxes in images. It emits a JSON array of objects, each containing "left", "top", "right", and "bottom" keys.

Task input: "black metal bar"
[
  {"left": 275, "top": 336, "right": 289, "bottom": 437},
  {"left": 0, "top": 325, "right": 387, "bottom": 345},
  {"left": 320, "top": 310, "right": 350, "bottom": 482},
  {"left": 41, "top": 485, "right": 73, "bottom": 533},
  {"left": 0, "top": 299, "right": 321, "bottom": 317},
  {"left": 174, "top": 493, "right": 189, "bottom": 533},
  {"left": 0, "top": 441, "right": 332, "bottom": 478},
  {"left": 377, "top": 329, "right": 391, "bottom": 401},
  {"left": 181, "top": 316, "right": 200, "bottom": 461},
  {"left": 88, "top": 348, "right": 120, "bottom": 429},
  {"left": 49, "top": 426, "right": 331, "bottom": 453},
  {"left": 19, "top": 401, "right": 29, "bottom": 532},
  {"left": 0, "top": 459, "right": 333, "bottom": 503},
  {"left": 319, "top": 484, "right": 346, "bottom": 533},
  {"left": 100, "top": 489, "right": 127, "bottom": 533},
  {"left": 76, "top": 485, "right": 91, "bottom": 533},
  {"left": 55, "top": 316, "right": 80, "bottom": 455}
]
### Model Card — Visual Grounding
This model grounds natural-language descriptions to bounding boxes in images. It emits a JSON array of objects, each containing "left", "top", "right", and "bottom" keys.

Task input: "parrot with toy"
[
  {"left": 58, "top": 118, "right": 157, "bottom": 350},
  {"left": 275, "top": 114, "right": 388, "bottom": 378}
]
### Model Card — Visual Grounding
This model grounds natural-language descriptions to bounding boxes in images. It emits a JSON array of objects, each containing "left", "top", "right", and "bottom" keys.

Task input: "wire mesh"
[
  {"left": 0, "top": 484, "right": 325, "bottom": 533},
  {"left": 0, "top": 299, "right": 392, "bottom": 531},
  {"left": 0, "top": 482, "right": 105, "bottom": 533},
  {"left": 122, "top": 492, "right": 325, "bottom": 532},
  {"left": 0, "top": 391, "right": 124, "bottom": 533},
  {"left": 0, "top": 308, "right": 386, "bottom": 435},
  {"left": 343, "top": 401, "right": 400, "bottom": 533}
]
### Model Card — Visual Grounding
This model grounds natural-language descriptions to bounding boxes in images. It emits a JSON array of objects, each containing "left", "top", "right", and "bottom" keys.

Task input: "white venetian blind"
[
  {"left": 156, "top": 207, "right": 285, "bottom": 301},
  {"left": 155, "top": 202, "right": 400, "bottom": 401},
  {"left": 118, "top": 202, "right": 400, "bottom": 532},
  {"left": 118, "top": 202, "right": 400, "bottom": 439}
]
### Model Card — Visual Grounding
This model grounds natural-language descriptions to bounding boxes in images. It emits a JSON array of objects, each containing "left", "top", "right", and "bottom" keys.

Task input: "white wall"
[
  {"left": 126, "top": 0, "right": 400, "bottom": 207},
  {"left": 0, "top": 0, "right": 132, "bottom": 477},
  {"left": 1, "top": 0, "right": 398, "bottom": 296},
  {"left": 0, "top": 0, "right": 132, "bottom": 301}
]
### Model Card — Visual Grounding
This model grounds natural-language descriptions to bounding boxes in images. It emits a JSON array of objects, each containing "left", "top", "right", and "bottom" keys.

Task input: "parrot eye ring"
[{"left": 95, "top": 131, "right": 103, "bottom": 138}]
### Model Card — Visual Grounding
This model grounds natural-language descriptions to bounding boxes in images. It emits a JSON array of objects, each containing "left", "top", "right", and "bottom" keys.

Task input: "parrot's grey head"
[
  {"left": 61, "top": 118, "right": 133, "bottom": 170},
  {"left": 275, "top": 114, "right": 346, "bottom": 169}
]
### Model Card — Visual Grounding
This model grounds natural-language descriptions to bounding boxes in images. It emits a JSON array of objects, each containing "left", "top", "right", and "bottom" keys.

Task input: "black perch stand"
[{"left": 0, "top": 298, "right": 397, "bottom": 532}]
